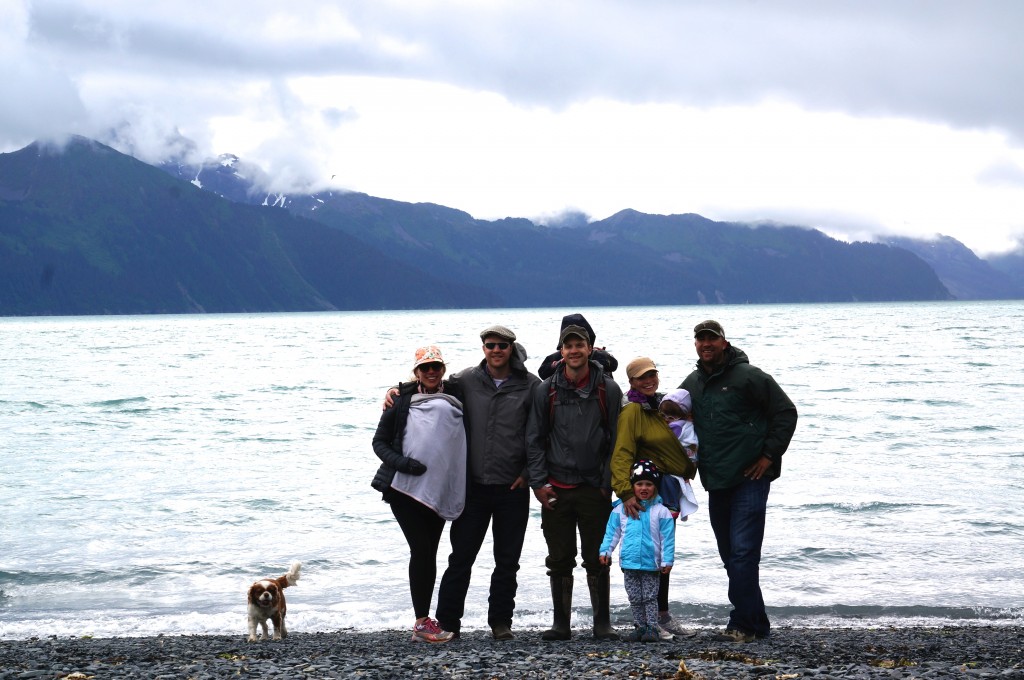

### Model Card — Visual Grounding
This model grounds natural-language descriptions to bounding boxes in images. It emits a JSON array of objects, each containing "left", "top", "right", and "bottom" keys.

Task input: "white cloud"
[
  {"left": 0, "top": 1, "right": 86, "bottom": 145},
  {"left": 3, "top": 0, "right": 1024, "bottom": 255},
  {"left": 977, "top": 158, "right": 1024, "bottom": 189}
]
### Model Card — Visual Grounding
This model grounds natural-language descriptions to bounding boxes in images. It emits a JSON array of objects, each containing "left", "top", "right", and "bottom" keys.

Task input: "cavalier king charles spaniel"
[{"left": 247, "top": 562, "right": 301, "bottom": 642}]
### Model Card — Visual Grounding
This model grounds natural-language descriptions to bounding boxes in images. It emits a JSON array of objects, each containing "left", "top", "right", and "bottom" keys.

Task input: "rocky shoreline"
[{"left": 1, "top": 626, "right": 1021, "bottom": 679}]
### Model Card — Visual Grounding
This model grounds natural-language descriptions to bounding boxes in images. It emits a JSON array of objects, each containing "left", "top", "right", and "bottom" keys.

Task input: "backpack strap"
[
  {"left": 548, "top": 374, "right": 608, "bottom": 429},
  {"left": 547, "top": 379, "right": 558, "bottom": 424}
]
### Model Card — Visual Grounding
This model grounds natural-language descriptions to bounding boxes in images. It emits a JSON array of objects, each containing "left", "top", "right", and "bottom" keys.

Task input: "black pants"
[
  {"left": 388, "top": 489, "right": 446, "bottom": 619},
  {"left": 435, "top": 483, "right": 530, "bottom": 631},
  {"left": 541, "top": 485, "right": 611, "bottom": 577}
]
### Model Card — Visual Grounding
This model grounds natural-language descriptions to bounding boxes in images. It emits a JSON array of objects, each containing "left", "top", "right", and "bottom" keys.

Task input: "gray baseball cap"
[{"left": 693, "top": 320, "right": 725, "bottom": 338}]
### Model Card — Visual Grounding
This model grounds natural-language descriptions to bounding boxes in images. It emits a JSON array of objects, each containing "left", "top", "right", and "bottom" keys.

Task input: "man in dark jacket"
[
  {"left": 680, "top": 320, "right": 797, "bottom": 643},
  {"left": 434, "top": 325, "right": 540, "bottom": 640},
  {"left": 526, "top": 324, "right": 623, "bottom": 641}
]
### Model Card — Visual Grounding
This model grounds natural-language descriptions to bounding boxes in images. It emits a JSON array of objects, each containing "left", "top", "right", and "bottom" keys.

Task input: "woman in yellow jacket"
[{"left": 610, "top": 357, "right": 697, "bottom": 639}]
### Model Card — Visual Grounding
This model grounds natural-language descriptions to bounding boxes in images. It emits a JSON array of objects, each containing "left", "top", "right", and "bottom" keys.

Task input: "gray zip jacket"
[
  {"left": 451, "top": 360, "right": 541, "bottom": 486},
  {"left": 526, "top": 361, "right": 623, "bottom": 489}
]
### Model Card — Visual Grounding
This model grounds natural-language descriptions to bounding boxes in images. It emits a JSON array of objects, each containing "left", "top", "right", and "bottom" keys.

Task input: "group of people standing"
[{"left": 371, "top": 313, "right": 797, "bottom": 645}]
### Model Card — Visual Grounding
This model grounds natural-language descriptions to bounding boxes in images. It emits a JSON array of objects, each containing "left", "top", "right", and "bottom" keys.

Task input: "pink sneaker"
[{"left": 411, "top": 617, "right": 454, "bottom": 643}]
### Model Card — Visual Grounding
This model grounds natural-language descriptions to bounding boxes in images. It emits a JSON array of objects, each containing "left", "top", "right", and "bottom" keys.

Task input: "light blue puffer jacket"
[{"left": 600, "top": 496, "right": 675, "bottom": 571}]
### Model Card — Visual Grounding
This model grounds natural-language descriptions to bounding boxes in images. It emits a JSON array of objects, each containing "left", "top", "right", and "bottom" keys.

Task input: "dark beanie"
[
  {"left": 557, "top": 313, "right": 597, "bottom": 348},
  {"left": 629, "top": 459, "right": 662, "bottom": 490}
]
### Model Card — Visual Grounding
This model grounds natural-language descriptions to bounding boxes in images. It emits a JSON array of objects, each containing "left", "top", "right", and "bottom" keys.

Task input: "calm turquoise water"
[{"left": 1, "top": 301, "right": 1022, "bottom": 639}]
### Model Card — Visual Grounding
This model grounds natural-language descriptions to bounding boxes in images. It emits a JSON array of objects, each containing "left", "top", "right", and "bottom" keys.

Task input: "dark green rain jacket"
[{"left": 681, "top": 346, "right": 797, "bottom": 491}]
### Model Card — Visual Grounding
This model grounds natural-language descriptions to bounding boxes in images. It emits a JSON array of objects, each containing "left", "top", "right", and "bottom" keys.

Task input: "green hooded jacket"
[{"left": 680, "top": 346, "right": 797, "bottom": 491}]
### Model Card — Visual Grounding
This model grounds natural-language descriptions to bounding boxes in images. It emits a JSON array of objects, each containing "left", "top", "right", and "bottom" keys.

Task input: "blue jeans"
[
  {"left": 435, "top": 483, "right": 530, "bottom": 631},
  {"left": 708, "top": 478, "right": 771, "bottom": 637}
]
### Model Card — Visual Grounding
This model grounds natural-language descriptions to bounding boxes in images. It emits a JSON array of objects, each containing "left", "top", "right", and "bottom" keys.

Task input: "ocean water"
[{"left": 1, "top": 301, "right": 1022, "bottom": 640}]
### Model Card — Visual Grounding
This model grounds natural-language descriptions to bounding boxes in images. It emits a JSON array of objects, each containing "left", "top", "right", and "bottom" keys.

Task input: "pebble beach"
[{"left": 1, "top": 626, "right": 1021, "bottom": 679}]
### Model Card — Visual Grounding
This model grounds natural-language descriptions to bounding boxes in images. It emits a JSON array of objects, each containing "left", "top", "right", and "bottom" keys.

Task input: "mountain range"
[{"left": 1, "top": 135, "right": 1021, "bottom": 316}]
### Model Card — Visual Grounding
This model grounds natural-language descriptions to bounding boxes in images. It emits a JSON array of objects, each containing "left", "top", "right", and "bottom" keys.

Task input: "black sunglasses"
[
  {"left": 483, "top": 342, "right": 510, "bottom": 350},
  {"left": 418, "top": 362, "right": 444, "bottom": 372}
]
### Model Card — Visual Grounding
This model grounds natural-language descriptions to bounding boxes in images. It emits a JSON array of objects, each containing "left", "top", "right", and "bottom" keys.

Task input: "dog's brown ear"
[{"left": 247, "top": 586, "right": 257, "bottom": 604}]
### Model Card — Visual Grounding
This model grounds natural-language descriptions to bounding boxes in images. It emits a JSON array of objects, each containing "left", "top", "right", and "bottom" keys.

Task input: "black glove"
[{"left": 397, "top": 457, "right": 427, "bottom": 476}]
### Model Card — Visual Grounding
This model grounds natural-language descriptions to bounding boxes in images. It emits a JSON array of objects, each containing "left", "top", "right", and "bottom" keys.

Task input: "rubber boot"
[
  {"left": 541, "top": 575, "right": 573, "bottom": 641},
  {"left": 588, "top": 571, "right": 620, "bottom": 640}
]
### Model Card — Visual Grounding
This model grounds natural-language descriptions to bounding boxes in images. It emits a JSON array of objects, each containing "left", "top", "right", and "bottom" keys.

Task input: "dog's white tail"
[{"left": 285, "top": 561, "right": 301, "bottom": 586}]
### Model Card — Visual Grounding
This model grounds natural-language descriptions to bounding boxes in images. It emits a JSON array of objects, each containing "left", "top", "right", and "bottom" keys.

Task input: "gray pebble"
[{"left": 0, "top": 626, "right": 1021, "bottom": 679}]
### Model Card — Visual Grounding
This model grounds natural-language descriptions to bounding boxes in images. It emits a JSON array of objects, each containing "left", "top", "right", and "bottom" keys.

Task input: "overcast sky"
[{"left": 3, "top": 0, "right": 1024, "bottom": 255}]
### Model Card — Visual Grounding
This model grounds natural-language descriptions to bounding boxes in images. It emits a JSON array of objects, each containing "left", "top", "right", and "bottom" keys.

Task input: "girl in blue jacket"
[{"left": 599, "top": 459, "right": 676, "bottom": 642}]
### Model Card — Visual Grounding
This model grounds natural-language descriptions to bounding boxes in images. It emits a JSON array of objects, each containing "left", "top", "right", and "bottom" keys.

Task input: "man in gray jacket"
[
  {"left": 434, "top": 325, "right": 541, "bottom": 640},
  {"left": 526, "top": 324, "right": 623, "bottom": 641}
]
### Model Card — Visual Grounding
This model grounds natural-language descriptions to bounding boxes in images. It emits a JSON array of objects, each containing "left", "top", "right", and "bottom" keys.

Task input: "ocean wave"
[
  {"left": 789, "top": 547, "right": 864, "bottom": 562},
  {"left": 965, "top": 519, "right": 1024, "bottom": 536},
  {"left": 88, "top": 397, "right": 148, "bottom": 408},
  {"left": 1, "top": 603, "right": 1018, "bottom": 642},
  {"left": 798, "top": 501, "right": 922, "bottom": 513},
  {"left": 0, "top": 400, "right": 49, "bottom": 410},
  {"left": 0, "top": 566, "right": 172, "bottom": 588},
  {"left": 767, "top": 604, "right": 1024, "bottom": 626}
]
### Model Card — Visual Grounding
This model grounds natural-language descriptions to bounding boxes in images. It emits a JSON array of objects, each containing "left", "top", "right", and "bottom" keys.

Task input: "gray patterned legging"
[{"left": 623, "top": 570, "right": 660, "bottom": 627}]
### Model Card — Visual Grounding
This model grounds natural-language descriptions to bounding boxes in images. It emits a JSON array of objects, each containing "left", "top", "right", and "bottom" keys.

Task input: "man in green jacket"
[{"left": 680, "top": 320, "right": 797, "bottom": 643}]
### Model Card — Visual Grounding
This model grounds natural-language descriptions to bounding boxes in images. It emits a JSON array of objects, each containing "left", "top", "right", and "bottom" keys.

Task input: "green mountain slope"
[
  {"left": 589, "top": 210, "right": 953, "bottom": 303},
  {"left": 0, "top": 138, "right": 499, "bottom": 315},
  {"left": 163, "top": 147, "right": 958, "bottom": 307},
  {"left": 285, "top": 197, "right": 952, "bottom": 305},
  {"left": 0, "top": 136, "right": 961, "bottom": 316}
]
